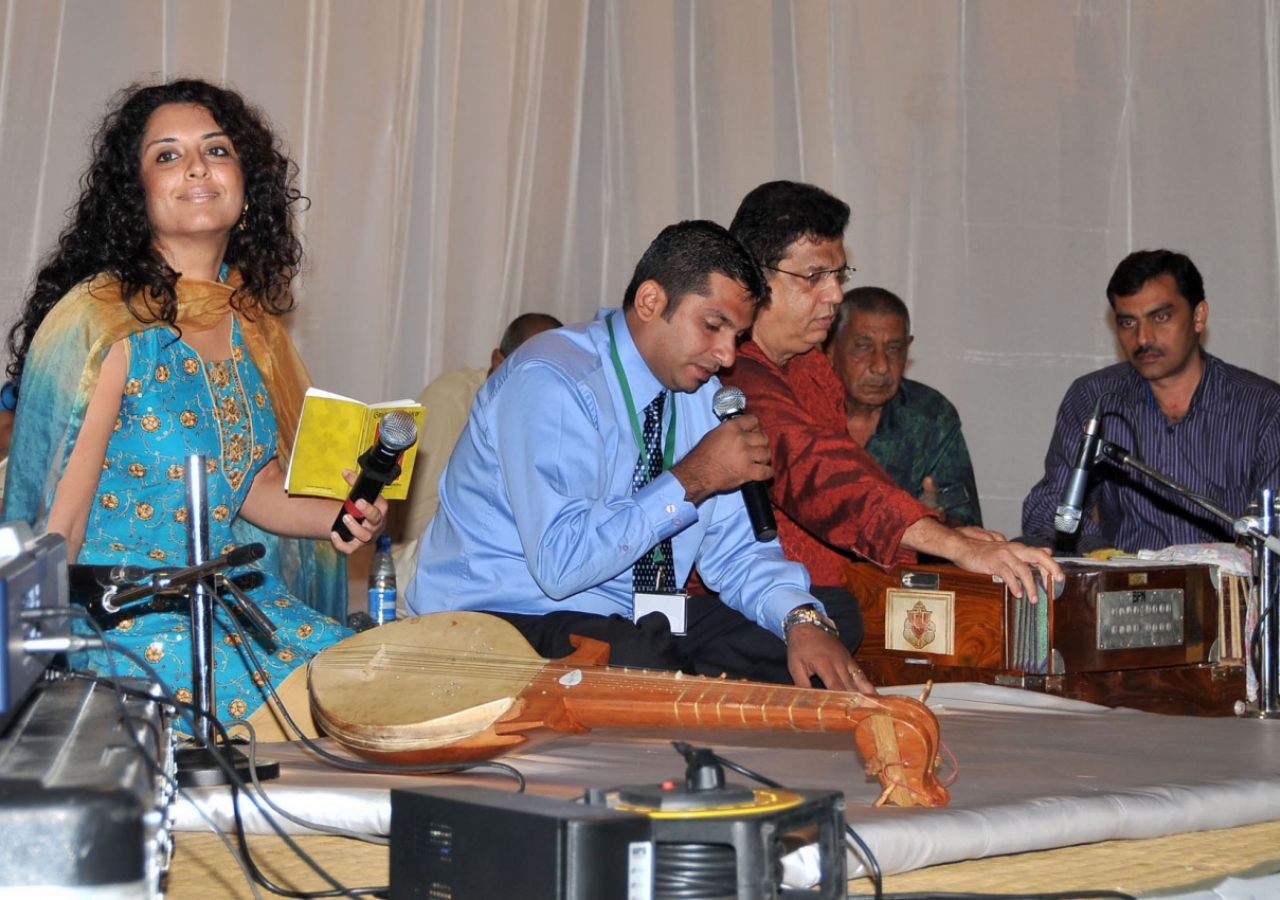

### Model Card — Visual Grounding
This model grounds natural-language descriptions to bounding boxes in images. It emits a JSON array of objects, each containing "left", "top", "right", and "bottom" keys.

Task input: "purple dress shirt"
[{"left": 1021, "top": 352, "right": 1280, "bottom": 553}]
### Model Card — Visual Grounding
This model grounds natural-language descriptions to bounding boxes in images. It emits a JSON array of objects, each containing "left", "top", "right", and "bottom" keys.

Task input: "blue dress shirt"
[{"left": 406, "top": 309, "right": 813, "bottom": 638}]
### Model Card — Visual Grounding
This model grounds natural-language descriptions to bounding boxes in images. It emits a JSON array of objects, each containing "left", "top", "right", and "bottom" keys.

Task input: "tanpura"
[{"left": 308, "top": 612, "right": 950, "bottom": 808}]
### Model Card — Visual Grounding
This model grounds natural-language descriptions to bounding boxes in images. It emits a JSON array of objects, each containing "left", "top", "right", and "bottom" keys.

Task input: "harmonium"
[{"left": 842, "top": 558, "right": 1248, "bottom": 716}]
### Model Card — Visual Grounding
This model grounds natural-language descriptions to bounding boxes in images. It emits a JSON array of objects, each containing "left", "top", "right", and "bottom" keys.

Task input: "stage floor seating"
[{"left": 171, "top": 683, "right": 1280, "bottom": 897}]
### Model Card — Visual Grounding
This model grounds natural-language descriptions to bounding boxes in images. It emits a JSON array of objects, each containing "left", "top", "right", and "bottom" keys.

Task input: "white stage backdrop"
[{"left": 1, "top": 0, "right": 1278, "bottom": 536}]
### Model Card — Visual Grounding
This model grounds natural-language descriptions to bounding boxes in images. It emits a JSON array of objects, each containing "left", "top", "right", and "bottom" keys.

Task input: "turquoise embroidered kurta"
[
  {"left": 5, "top": 273, "right": 350, "bottom": 723},
  {"left": 66, "top": 322, "right": 347, "bottom": 722}
]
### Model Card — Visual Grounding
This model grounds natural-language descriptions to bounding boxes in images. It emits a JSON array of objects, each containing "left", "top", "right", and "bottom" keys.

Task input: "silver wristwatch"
[{"left": 782, "top": 605, "right": 839, "bottom": 641}]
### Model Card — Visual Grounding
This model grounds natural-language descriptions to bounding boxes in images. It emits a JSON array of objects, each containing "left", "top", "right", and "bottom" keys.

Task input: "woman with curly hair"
[{"left": 4, "top": 79, "right": 383, "bottom": 729}]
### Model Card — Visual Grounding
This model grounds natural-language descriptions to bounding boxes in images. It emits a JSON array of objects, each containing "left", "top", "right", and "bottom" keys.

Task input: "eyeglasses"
[{"left": 763, "top": 264, "right": 855, "bottom": 289}]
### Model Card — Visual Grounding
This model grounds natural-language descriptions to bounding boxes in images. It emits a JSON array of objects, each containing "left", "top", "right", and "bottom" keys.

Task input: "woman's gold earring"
[{"left": 238, "top": 202, "right": 249, "bottom": 232}]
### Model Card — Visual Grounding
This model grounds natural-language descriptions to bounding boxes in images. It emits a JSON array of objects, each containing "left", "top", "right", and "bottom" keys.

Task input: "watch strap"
[{"left": 782, "top": 605, "right": 839, "bottom": 641}]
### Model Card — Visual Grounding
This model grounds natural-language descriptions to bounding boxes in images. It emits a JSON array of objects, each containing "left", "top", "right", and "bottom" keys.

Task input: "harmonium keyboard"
[{"left": 841, "top": 559, "right": 1248, "bottom": 716}]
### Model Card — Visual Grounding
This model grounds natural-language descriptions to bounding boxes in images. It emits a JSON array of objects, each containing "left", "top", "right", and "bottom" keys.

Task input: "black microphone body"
[
  {"left": 711, "top": 386, "right": 778, "bottom": 542},
  {"left": 333, "top": 410, "right": 419, "bottom": 541},
  {"left": 68, "top": 564, "right": 150, "bottom": 615},
  {"left": 152, "top": 542, "right": 266, "bottom": 592},
  {"left": 69, "top": 563, "right": 150, "bottom": 590},
  {"left": 1053, "top": 405, "right": 1103, "bottom": 535}
]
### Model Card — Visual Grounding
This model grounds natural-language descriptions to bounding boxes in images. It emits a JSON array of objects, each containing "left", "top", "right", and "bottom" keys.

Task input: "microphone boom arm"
[
  {"left": 1098, "top": 439, "right": 1280, "bottom": 719},
  {"left": 96, "top": 543, "right": 267, "bottom": 612},
  {"left": 1097, "top": 440, "right": 1280, "bottom": 553}
]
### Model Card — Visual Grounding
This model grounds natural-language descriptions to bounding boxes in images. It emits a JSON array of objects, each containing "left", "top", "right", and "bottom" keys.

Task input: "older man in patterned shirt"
[{"left": 825, "top": 286, "right": 983, "bottom": 529}]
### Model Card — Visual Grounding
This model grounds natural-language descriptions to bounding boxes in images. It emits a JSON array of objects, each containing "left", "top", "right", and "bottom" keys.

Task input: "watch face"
[
  {"left": 784, "top": 606, "right": 838, "bottom": 638},
  {"left": 784, "top": 609, "right": 812, "bottom": 627}
]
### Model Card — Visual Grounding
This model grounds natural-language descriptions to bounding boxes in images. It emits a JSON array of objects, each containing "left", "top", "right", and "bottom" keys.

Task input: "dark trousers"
[{"left": 490, "top": 585, "right": 864, "bottom": 687}]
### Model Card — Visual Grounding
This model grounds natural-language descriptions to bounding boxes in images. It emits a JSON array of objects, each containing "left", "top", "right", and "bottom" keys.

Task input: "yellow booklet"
[{"left": 284, "top": 388, "right": 424, "bottom": 500}]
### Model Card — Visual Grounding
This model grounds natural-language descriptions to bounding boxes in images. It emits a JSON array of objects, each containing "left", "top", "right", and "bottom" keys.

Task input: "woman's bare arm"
[
  {"left": 239, "top": 461, "right": 386, "bottom": 554},
  {"left": 46, "top": 341, "right": 128, "bottom": 561}
]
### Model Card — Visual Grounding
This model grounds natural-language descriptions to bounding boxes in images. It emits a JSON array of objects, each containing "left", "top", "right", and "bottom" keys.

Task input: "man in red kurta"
[
  {"left": 731, "top": 340, "right": 927, "bottom": 585},
  {"left": 726, "top": 181, "right": 1060, "bottom": 600}
]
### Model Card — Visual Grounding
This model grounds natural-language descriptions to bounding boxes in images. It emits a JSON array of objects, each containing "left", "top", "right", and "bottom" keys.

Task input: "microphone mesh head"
[
  {"left": 378, "top": 410, "right": 419, "bottom": 450},
  {"left": 1053, "top": 505, "right": 1082, "bottom": 534},
  {"left": 712, "top": 385, "right": 747, "bottom": 420}
]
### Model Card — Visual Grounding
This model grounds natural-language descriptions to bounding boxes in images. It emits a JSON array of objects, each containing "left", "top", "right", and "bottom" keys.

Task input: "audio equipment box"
[
  {"left": 843, "top": 559, "right": 1243, "bottom": 715},
  {"left": 0, "top": 675, "right": 175, "bottom": 897},
  {"left": 390, "top": 780, "right": 845, "bottom": 900},
  {"left": 390, "top": 785, "right": 652, "bottom": 900},
  {"left": 0, "top": 526, "right": 69, "bottom": 733}
]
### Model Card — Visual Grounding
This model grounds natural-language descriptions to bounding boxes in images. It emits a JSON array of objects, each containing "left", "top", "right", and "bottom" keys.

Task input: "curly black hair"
[{"left": 6, "top": 78, "right": 308, "bottom": 382}]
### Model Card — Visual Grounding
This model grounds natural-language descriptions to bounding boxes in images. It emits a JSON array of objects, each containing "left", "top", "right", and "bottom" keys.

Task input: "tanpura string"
[
  {"left": 315, "top": 653, "right": 877, "bottom": 723},
  {"left": 937, "top": 738, "right": 960, "bottom": 786},
  {"left": 852, "top": 716, "right": 933, "bottom": 803},
  {"left": 314, "top": 637, "right": 945, "bottom": 810},
  {"left": 315, "top": 644, "right": 874, "bottom": 704},
  {"left": 850, "top": 715, "right": 957, "bottom": 801}
]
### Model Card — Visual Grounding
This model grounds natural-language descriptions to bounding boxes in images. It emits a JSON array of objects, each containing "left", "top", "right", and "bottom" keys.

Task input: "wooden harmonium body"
[{"left": 842, "top": 559, "right": 1245, "bottom": 716}]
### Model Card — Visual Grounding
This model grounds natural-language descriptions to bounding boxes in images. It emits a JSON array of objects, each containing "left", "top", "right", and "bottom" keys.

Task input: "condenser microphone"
[
  {"left": 712, "top": 386, "right": 778, "bottom": 542},
  {"left": 80, "top": 543, "right": 268, "bottom": 614},
  {"left": 333, "top": 410, "right": 419, "bottom": 541},
  {"left": 151, "top": 542, "right": 267, "bottom": 592},
  {"left": 1053, "top": 397, "right": 1105, "bottom": 534},
  {"left": 68, "top": 563, "right": 151, "bottom": 591}
]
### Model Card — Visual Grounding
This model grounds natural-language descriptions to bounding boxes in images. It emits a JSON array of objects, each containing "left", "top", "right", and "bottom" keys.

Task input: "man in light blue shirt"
[{"left": 408, "top": 221, "right": 873, "bottom": 693}]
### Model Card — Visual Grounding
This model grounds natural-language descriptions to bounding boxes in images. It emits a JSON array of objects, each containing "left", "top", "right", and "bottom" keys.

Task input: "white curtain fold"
[{"left": 1, "top": 0, "right": 1277, "bottom": 534}]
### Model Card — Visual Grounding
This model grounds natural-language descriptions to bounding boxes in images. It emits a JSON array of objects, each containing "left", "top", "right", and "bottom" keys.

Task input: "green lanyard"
[{"left": 606, "top": 312, "right": 677, "bottom": 472}]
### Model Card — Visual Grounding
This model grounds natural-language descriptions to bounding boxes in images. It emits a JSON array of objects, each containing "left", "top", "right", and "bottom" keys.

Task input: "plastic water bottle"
[{"left": 367, "top": 535, "right": 396, "bottom": 626}]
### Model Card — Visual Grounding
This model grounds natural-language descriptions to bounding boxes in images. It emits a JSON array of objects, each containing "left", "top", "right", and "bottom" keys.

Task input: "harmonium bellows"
[{"left": 841, "top": 559, "right": 1245, "bottom": 716}]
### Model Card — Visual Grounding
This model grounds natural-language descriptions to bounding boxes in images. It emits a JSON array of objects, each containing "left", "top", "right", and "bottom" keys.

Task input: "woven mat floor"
[{"left": 169, "top": 818, "right": 1280, "bottom": 899}]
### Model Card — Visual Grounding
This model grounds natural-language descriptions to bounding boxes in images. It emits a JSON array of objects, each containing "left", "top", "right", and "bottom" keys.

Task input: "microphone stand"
[
  {"left": 1237, "top": 488, "right": 1280, "bottom": 719},
  {"left": 189, "top": 452, "right": 214, "bottom": 749},
  {"left": 174, "top": 454, "right": 280, "bottom": 786},
  {"left": 1096, "top": 440, "right": 1280, "bottom": 718},
  {"left": 84, "top": 547, "right": 275, "bottom": 621}
]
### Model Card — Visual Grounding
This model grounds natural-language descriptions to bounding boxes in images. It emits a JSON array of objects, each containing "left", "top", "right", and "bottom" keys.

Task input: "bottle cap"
[{"left": 376, "top": 534, "right": 391, "bottom": 553}]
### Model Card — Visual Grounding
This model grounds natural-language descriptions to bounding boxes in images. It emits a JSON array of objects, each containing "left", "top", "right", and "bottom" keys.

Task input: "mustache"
[{"left": 1133, "top": 345, "right": 1163, "bottom": 357}]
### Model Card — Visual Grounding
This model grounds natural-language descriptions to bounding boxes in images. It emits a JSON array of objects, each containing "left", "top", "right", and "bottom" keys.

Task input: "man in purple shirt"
[{"left": 1022, "top": 249, "right": 1280, "bottom": 554}]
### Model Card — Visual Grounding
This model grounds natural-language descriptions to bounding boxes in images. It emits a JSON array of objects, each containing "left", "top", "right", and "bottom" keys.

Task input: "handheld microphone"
[
  {"left": 712, "top": 386, "right": 778, "bottom": 542},
  {"left": 333, "top": 410, "right": 419, "bottom": 541},
  {"left": 1053, "top": 396, "right": 1105, "bottom": 534}
]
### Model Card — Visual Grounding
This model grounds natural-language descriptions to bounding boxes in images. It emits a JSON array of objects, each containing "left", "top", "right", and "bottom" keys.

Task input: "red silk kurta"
[{"left": 725, "top": 343, "right": 937, "bottom": 585}]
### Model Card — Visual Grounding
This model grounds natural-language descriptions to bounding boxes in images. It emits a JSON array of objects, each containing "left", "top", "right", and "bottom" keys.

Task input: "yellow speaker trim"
[{"left": 613, "top": 788, "right": 803, "bottom": 819}]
